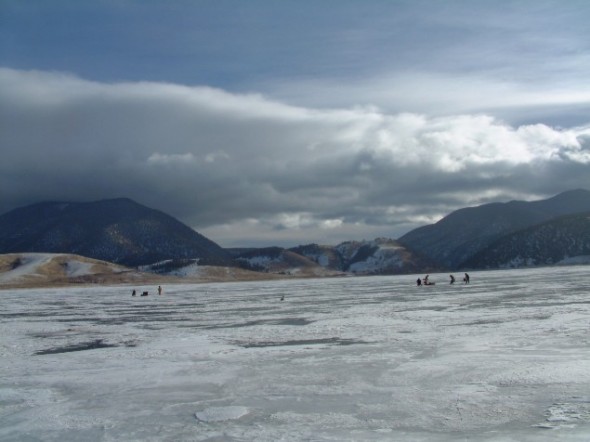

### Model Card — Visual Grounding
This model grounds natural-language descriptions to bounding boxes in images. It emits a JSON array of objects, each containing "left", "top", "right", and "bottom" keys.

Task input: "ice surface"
[
  {"left": 1, "top": 266, "right": 590, "bottom": 441},
  {"left": 195, "top": 406, "right": 250, "bottom": 422}
]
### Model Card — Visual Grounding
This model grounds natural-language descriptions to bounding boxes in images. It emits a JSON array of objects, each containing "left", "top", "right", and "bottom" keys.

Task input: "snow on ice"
[{"left": 1, "top": 266, "right": 590, "bottom": 441}]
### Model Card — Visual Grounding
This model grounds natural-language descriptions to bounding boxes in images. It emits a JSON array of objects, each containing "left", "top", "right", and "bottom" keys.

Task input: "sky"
[{"left": 1, "top": 0, "right": 590, "bottom": 248}]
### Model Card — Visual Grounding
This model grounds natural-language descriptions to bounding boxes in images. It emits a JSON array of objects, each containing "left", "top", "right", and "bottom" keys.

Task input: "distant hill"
[
  {"left": 0, "top": 253, "right": 152, "bottom": 287},
  {"left": 231, "top": 246, "right": 342, "bottom": 277},
  {"left": 227, "top": 238, "right": 436, "bottom": 276},
  {"left": 461, "top": 212, "right": 590, "bottom": 269},
  {"left": 398, "top": 189, "right": 590, "bottom": 269},
  {"left": 289, "top": 243, "right": 347, "bottom": 270},
  {"left": 0, "top": 253, "right": 297, "bottom": 288},
  {"left": 0, "top": 198, "right": 230, "bottom": 267},
  {"left": 282, "top": 238, "right": 436, "bottom": 275}
]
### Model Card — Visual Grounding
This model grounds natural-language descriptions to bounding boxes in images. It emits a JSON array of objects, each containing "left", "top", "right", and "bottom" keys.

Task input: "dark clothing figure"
[
  {"left": 141, "top": 291, "right": 148, "bottom": 296},
  {"left": 450, "top": 275, "right": 455, "bottom": 284},
  {"left": 464, "top": 273, "right": 470, "bottom": 284},
  {"left": 132, "top": 289, "right": 136, "bottom": 296},
  {"left": 416, "top": 278, "right": 422, "bottom": 286},
  {"left": 158, "top": 285, "right": 162, "bottom": 295}
]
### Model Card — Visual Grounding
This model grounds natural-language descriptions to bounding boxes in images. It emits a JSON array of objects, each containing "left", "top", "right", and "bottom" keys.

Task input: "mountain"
[
  {"left": 0, "top": 198, "right": 430, "bottom": 277},
  {"left": 0, "top": 198, "right": 230, "bottom": 267},
  {"left": 291, "top": 238, "right": 437, "bottom": 275},
  {"left": 461, "top": 212, "right": 590, "bottom": 269},
  {"left": 4, "top": 190, "right": 590, "bottom": 280},
  {"left": 231, "top": 246, "right": 342, "bottom": 277},
  {"left": 288, "top": 244, "right": 346, "bottom": 270},
  {"left": 228, "top": 238, "right": 433, "bottom": 276},
  {"left": 398, "top": 189, "right": 590, "bottom": 269}
]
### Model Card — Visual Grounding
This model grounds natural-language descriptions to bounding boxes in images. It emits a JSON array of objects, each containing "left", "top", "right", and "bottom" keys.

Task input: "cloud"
[
  {"left": 1, "top": 67, "right": 590, "bottom": 247},
  {"left": 264, "top": 70, "right": 590, "bottom": 125}
]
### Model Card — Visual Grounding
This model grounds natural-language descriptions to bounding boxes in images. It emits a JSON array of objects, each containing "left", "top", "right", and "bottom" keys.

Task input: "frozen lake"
[{"left": 2, "top": 266, "right": 590, "bottom": 441}]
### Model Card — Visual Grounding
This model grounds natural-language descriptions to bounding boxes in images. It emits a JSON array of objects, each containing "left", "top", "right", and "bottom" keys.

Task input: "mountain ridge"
[
  {"left": 0, "top": 198, "right": 230, "bottom": 267},
  {"left": 461, "top": 211, "right": 590, "bottom": 269},
  {"left": 1, "top": 190, "right": 590, "bottom": 281},
  {"left": 398, "top": 189, "right": 590, "bottom": 269}
]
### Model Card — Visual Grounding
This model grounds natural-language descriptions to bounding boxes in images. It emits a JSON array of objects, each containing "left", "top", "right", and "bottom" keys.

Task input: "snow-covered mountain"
[
  {"left": 289, "top": 238, "right": 437, "bottom": 275},
  {"left": 339, "top": 238, "right": 433, "bottom": 274},
  {"left": 230, "top": 247, "right": 344, "bottom": 277}
]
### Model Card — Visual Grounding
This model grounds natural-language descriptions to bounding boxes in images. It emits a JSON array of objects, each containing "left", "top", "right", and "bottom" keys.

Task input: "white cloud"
[
  {"left": 147, "top": 152, "right": 197, "bottom": 166},
  {"left": 1, "top": 67, "right": 590, "bottom": 246}
]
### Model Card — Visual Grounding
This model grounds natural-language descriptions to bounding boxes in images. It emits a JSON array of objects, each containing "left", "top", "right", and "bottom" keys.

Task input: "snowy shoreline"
[{"left": 2, "top": 266, "right": 590, "bottom": 441}]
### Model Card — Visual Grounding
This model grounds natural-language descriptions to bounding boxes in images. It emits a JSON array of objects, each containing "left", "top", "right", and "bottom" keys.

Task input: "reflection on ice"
[{"left": 1, "top": 266, "right": 590, "bottom": 441}]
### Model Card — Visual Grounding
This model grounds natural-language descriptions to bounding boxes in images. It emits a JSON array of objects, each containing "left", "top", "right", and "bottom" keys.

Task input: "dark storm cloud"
[{"left": 2, "top": 68, "right": 590, "bottom": 246}]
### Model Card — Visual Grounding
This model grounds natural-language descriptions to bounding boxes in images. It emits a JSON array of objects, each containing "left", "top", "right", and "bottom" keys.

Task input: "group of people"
[
  {"left": 131, "top": 286, "right": 163, "bottom": 296},
  {"left": 416, "top": 273, "right": 470, "bottom": 286},
  {"left": 417, "top": 274, "right": 434, "bottom": 286}
]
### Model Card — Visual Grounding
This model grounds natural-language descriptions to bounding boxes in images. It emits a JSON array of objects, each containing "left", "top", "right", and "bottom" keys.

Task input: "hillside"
[
  {"left": 0, "top": 253, "right": 300, "bottom": 289},
  {"left": 232, "top": 247, "right": 344, "bottom": 277},
  {"left": 398, "top": 189, "right": 590, "bottom": 269},
  {"left": 0, "top": 253, "right": 155, "bottom": 288},
  {"left": 0, "top": 198, "right": 230, "bottom": 267},
  {"left": 228, "top": 239, "right": 436, "bottom": 276},
  {"left": 289, "top": 238, "right": 437, "bottom": 275},
  {"left": 462, "top": 212, "right": 590, "bottom": 269}
]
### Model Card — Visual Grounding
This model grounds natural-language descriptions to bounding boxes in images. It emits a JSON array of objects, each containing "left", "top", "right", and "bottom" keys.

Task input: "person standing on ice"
[
  {"left": 416, "top": 278, "right": 422, "bottom": 286},
  {"left": 449, "top": 275, "right": 455, "bottom": 284},
  {"left": 463, "top": 273, "right": 470, "bottom": 284},
  {"left": 158, "top": 285, "right": 162, "bottom": 295}
]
